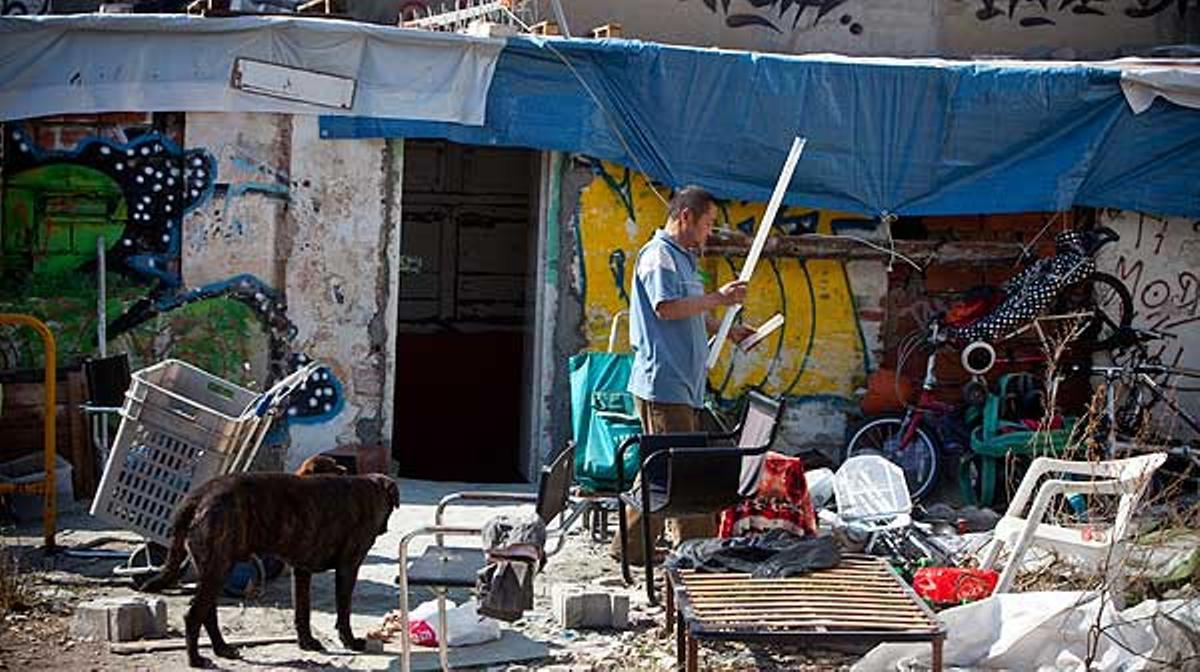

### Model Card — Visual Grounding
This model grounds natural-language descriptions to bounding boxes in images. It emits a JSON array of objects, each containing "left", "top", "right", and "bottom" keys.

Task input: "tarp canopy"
[
  {"left": 322, "top": 37, "right": 1200, "bottom": 219},
  {"left": 0, "top": 15, "right": 504, "bottom": 125}
]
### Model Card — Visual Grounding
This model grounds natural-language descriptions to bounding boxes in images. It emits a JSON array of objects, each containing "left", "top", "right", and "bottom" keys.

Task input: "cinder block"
[
  {"left": 71, "top": 596, "right": 168, "bottom": 642},
  {"left": 551, "top": 583, "right": 629, "bottom": 630},
  {"left": 610, "top": 593, "right": 629, "bottom": 630}
]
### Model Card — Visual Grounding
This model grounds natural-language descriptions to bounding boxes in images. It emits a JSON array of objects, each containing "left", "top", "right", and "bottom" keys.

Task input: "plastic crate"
[{"left": 90, "top": 359, "right": 316, "bottom": 545}]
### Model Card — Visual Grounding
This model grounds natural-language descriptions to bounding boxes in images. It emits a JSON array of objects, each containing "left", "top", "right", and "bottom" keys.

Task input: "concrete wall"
[
  {"left": 563, "top": 159, "right": 888, "bottom": 459},
  {"left": 0, "top": 111, "right": 394, "bottom": 472},
  {"left": 544, "top": 0, "right": 1195, "bottom": 58},
  {"left": 1097, "top": 209, "right": 1200, "bottom": 436}
]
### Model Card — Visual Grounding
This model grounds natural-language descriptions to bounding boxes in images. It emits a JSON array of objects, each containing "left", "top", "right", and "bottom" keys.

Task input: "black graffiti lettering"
[
  {"left": 690, "top": 0, "right": 855, "bottom": 32},
  {"left": 1141, "top": 279, "right": 1171, "bottom": 310},
  {"left": 975, "top": 0, "right": 1186, "bottom": 24},
  {"left": 1177, "top": 271, "right": 1199, "bottom": 316},
  {"left": 1113, "top": 255, "right": 1145, "bottom": 301},
  {"left": 1125, "top": 0, "right": 1189, "bottom": 19}
]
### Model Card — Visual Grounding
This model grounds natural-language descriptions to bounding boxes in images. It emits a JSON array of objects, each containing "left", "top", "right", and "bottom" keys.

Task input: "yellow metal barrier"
[{"left": 0, "top": 313, "right": 57, "bottom": 551}]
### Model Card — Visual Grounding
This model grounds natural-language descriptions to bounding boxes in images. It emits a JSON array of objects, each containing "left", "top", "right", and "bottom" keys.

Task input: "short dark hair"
[{"left": 667, "top": 185, "right": 716, "bottom": 221}]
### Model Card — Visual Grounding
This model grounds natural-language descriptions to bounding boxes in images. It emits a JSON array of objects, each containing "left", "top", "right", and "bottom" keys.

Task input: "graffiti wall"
[
  {"left": 576, "top": 161, "right": 884, "bottom": 455},
  {"left": 0, "top": 112, "right": 355, "bottom": 469},
  {"left": 1097, "top": 210, "right": 1200, "bottom": 436},
  {"left": 544, "top": 0, "right": 1192, "bottom": 58},
  {"left": 941, "top": 0, "right": 1193, "bottom": 58}
]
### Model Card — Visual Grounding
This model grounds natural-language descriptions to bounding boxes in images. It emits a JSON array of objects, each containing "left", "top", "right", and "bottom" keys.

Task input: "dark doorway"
[{"left": 393, "top": 140, "right": 537, "bottom": 483}]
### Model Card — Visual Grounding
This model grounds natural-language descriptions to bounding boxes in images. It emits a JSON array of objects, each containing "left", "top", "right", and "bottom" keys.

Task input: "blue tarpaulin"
[{"left": 321, "top": 37, "right": 1200, "bottom": 218}]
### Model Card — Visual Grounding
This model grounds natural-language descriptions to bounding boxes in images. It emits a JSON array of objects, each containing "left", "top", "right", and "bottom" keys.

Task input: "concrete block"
[
  {"left": 610, "top": 593, "right": 629, "bottom": 630},
  {"left": 71, "top": 596, "right": 168, "bottom": 642},
  {"left": 550, "top": 583, "right": 629, "bottom": 630}
]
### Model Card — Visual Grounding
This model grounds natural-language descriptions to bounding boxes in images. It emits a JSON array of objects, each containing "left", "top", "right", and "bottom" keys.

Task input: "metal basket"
[{"left": 90, "top": 359, "right": 318, "bottom": 545}]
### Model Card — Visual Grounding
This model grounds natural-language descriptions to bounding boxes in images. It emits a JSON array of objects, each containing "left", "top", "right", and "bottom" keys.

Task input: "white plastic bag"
[{"left": 408, "top": 598, "right": 502, "bottom": 648}]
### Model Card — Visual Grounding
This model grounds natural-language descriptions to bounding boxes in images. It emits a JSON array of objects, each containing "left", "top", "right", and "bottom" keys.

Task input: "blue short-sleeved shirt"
[{"left": 627, "top": 229, "right": 708, "bottom": 408}]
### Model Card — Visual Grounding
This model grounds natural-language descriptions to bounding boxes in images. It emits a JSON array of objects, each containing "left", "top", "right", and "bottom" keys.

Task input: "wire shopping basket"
[{"left": 90, "top": 358, "right": 319, "bottom": 548}]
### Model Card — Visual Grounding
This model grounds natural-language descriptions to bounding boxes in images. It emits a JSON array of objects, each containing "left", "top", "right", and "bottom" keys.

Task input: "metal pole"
[{"left": 97, "top": 235, "right": 110, "bottom": 455}]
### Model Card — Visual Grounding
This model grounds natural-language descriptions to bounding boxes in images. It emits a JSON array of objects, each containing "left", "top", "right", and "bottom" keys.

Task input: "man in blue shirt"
[{"left": 611, "top": 186, "right": 750, "bottom": 564}]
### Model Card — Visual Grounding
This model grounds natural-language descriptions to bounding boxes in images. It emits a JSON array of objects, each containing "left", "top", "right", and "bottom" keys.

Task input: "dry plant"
[
  {"left": 1000, "top": 319, "right": 1200, "bottom": 668},
  {"left": 0, "top": 544, "right": 36, "bottom": 633}
]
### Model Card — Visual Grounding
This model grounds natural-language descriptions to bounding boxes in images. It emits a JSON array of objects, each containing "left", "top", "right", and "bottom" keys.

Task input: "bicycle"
[
  {"left": 1087, "top": 329, "right": 1200, "bottom": 482},
  {"left": 846, "top": 227, "right": 1134, "bottom": 500}
]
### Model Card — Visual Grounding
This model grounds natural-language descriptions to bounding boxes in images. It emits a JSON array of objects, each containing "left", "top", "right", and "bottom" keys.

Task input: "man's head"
[{"left": 665, "top": 186, "right": 717, "bottom": 250}]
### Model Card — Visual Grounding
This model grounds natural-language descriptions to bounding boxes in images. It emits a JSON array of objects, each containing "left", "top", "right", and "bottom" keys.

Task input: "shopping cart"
[{"left": 90, "top": 358, "right": 320, "bottom": 581}]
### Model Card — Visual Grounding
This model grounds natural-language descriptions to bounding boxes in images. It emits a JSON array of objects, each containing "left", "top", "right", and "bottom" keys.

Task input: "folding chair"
[
  {"left": 615, "top": 390, "right": 785, "bottom": 605},
  {"left": 978, "top": 453, "right": 1166, "bottom": 603},
  {"left": 396, "top": 443, "right": 583, "bottom": 672}
]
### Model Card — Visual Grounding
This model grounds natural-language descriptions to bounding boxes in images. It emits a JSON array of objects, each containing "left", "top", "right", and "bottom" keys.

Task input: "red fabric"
[
  {"left": 718, "top": 451, "right": 817, "bottom": 538},
  {"left": 912, "top": 567, "right": 999, "bottom": 605}
]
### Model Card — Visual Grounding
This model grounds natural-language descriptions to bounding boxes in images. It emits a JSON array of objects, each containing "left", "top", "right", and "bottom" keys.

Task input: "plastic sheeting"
[
  {"left": 854, "top": 591, "right": 1200, "bottom": 671},
  {"left": 0, "top": 15, "right": 503, "bottom": 125},
  {"left": 321, "top": 38, "right": 1200, "bottom": 218}
]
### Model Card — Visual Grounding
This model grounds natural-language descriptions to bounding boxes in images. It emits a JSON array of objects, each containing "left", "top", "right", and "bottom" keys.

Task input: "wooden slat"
[
  {"left": 690, "top": 598, "right": 926, "bottom": 613},
  {"left": 689, "top": 596, "right": 919, "bottom": 609},
  {"left": 694, "top": 614, "right": 930, "bottom": 628}
]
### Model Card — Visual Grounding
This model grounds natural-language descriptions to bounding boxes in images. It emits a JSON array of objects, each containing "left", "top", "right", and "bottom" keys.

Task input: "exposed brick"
[
  {"left": 923, "top": 267, "right": 985, "bottom": 293},
  {"left": 56, "top": 126, "right": 95, "bottom": 151},
  {"left": 99, "top": 112, "right": 153, "bottom": 127},
  {"left": 35, "top": 126, "right": 58, "bottom": 150}
]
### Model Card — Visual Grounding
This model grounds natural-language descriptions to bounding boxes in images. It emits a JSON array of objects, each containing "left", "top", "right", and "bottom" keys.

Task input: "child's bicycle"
[{"left": 846, "top": 227, "right": 1133, "bottom": 500}]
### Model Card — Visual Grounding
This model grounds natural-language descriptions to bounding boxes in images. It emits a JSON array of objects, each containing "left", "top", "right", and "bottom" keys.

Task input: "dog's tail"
[{"left": 138, "top": 497, "right": 198, "bottom": 592}]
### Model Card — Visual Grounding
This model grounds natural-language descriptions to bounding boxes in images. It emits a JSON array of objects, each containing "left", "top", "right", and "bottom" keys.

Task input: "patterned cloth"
[
  {"left": 718, "top": 451, "right": 817, "bottom": 538},
  {"left": 944, "top": 230, "right": 1094, "bottom": 346}
]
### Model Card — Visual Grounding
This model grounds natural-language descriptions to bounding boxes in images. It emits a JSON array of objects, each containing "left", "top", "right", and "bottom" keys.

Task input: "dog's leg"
[
  {"left": 335, "top": 560, "right": 366, "bottom": 651},
  {"left": 204, "top": 605, "right": 241, "bottom": 661},
  {"left": 292, "top": 568, "right": 325, "bottom": 651},
  {"left": 186, "top": 567, "right": 228, "bottom": 668}
]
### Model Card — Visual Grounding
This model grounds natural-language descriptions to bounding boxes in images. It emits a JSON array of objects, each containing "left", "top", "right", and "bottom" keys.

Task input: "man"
[{"left": 610, "top": 185, "right": 750, "bottom": 564}]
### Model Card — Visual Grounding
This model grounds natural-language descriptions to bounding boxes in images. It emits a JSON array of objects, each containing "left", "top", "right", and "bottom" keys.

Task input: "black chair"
[
  {"left": 615, "top": 390, "right": 786, "bottom": 605},
  {"left": 397, "top": 443, "right": 582, "bottom": 672},
  {"left": 81, "top": 353, "right": 132, "bottom": 468}
]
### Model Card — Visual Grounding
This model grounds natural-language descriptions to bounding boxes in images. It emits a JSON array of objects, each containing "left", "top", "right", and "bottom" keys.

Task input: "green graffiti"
[{"left": 2, "top": 164, "right": 126, "bottom": 279}]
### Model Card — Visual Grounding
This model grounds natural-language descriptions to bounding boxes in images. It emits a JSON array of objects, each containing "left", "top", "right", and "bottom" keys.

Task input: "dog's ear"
[
  {"left": 368, "top": 473, "right": 400, "bottom": 509},
  {"left": 385, "top": 478, "right": 400, "bottom": 510}
]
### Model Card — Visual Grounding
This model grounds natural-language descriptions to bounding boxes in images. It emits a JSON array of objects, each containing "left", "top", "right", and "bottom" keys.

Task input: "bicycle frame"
[{"left": 1093, "top": 362, "right": 1200, "bottom": 458}]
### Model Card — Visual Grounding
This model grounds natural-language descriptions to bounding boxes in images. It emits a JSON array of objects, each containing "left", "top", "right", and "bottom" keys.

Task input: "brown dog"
[
  {"left": 142, "top": 472, "right": 399, "bottom": 668},
  {"left": 295, "top": 454, "right": 348, "bottom": 476}
]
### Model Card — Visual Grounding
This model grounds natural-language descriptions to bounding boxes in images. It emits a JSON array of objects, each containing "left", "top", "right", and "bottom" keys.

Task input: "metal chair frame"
[{"left": 614, "top": 390, "right": 785, "bottom": 605}]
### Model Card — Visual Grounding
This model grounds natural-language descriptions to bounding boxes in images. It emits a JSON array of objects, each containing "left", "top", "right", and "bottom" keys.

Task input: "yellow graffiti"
[{"left": 579, "top": 162, "right": 868, "bottom": 401}]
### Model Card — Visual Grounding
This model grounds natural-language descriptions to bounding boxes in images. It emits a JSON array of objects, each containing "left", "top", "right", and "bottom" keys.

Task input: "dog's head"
[
  {"left": 365, "top": 473, "right": 400, "bottom": 510},
  {"left": 295, "top": 454, "right": 348, "bottom": 476}
]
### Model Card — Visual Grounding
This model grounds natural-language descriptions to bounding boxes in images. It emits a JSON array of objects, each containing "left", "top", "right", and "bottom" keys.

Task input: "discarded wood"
[
  {"left": 703, "top": 236, "right": 1027, "bottom": 266},
  {"left": 111, "top": 635, "right": 296, "bottom": 655}
]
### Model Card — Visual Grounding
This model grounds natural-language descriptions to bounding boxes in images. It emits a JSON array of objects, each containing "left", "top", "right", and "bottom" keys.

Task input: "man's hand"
[
  {"left": 714, "top": 279, "right": 748, "bottom": 306},
  {"left": 730, "top": 324, "right": 756, "bottom": 344}
]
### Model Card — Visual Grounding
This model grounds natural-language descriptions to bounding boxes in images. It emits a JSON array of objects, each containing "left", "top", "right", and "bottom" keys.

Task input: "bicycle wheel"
[
  {"left": 1059, "top": 272, "right": 1133, "bottom": 352},
  {"left": 845, "top": 414, "right": 940, "bottom": 501}
]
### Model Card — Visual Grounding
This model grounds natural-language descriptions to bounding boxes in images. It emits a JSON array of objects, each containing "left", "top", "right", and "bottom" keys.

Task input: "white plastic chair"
[{"left": 978, "top": 453, "right": 1166, "bottom": 599}]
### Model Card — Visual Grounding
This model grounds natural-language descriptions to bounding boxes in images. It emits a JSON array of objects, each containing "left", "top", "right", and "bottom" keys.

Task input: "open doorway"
[{"left": 393, "top": 140, "right": 538, "bottom": 482}]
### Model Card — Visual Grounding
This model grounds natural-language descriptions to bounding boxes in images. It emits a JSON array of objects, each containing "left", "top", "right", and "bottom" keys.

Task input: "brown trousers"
[{"left": 609, "top": 397, "right": 717, "bottom": 564}]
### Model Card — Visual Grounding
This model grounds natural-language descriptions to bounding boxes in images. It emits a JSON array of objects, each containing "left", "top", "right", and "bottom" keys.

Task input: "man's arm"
[{"left": 654, "top": 280, "right": 747, "bottom": 321}]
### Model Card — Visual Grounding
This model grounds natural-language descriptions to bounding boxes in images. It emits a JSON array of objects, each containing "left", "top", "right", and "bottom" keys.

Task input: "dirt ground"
[{"left": 1, "top": 480, "right": 857, "bottom": 671}]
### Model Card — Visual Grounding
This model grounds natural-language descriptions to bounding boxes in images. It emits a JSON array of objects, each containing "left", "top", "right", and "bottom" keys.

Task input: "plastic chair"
[
  {"left": 396, "top": 443, "right": 583, "bottom": 672},
  {"left": 615, "top": 390, "right": 785, "bottom": 605},
  {"left": 978, "top": 454, "right": 1166, "bottom": 600},
  {"left": 960, "top": 373, "right": 1077, "bottom": 507}
]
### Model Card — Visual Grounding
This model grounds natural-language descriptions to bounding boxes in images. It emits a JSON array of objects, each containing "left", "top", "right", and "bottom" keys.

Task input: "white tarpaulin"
[
  {"left": 1120, "top": 65, "right": 1200, "bottom": 114},
  {"left": 0, "top": 14, "right": 504, "bottom": 124},
  {"left": 854, "top": 591, "right": 1200, "bottom": 671}
]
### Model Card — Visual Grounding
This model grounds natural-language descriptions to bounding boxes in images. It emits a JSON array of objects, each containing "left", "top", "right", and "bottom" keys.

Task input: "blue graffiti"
[
  {"left": 5, "top": 127, "right": 217, "bottom": 288},
  {"left": 284, "top": 352, "right": 345, "bottom": 424}
]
